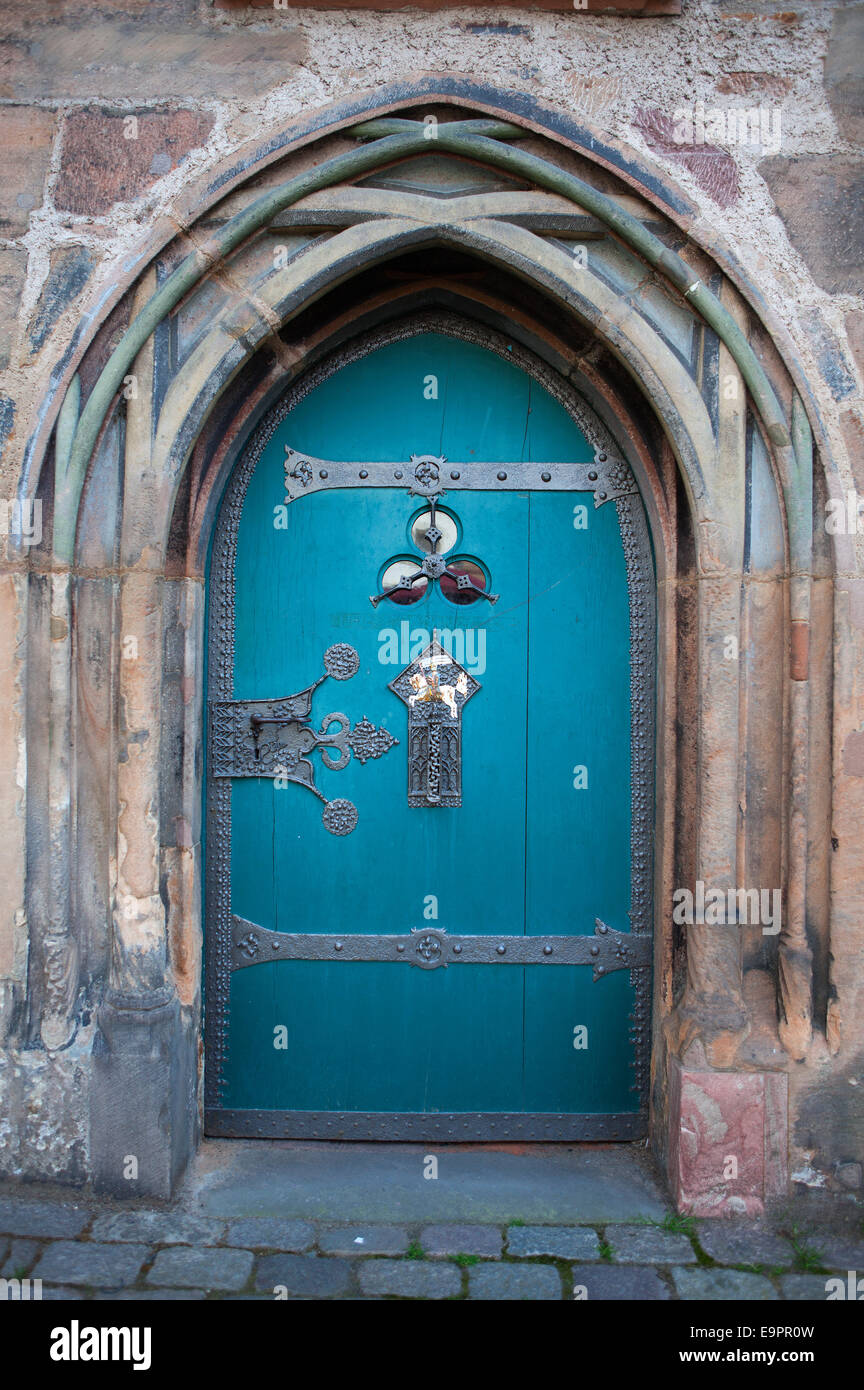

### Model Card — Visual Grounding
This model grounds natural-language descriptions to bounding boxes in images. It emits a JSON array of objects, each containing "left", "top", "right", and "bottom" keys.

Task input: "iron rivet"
[
  {"left": 598, "top": 453, "right": 607, "bottom": 462},
  {"left": 359, "top": 469, "right": 368, "bottom": 479},
  {"left": 597, "top": 965, "right": 605, "bottom": 975},
  {"left": 543, "top": 945, "right": 553, "bottom": 955},
  {"left": 588, "top": 470, "right": 598, "bottom": 481},
  {"left": 396, "top": 944, "right": 405, "bottom": 953},
  {"left": 394, "top": 471, "right": 403, "bottom": 479},
  {"left": 497, "top": 944, "right": 507, "bottom": 955},
  {"left": 497, "top": 471, "right": 507, "bottom": 481},
  {"left": 598, "top": 924, "right": 608, "bottom": 934},
  {"left": 541, "top": 471, "right": 551, "bottom": 482},
  {"left": 598, "top": 491, "right": 607, "bottom": 501},
  {"left": 590, "top": 945, "right": 599, "bottom": 956},
  {"left": 334, "top": 941, "right": 343, "bottom": 951},
  {"left": 319, "top": 469, "right": 328, "bottom": 479},
  {"left": 272, "top": 941, "right": 279, "bottom": 950},
  {"left": 450, "top": 471, "right": 460, "bottom": 480},
  {"left": 453, "top": 944, "right": 462, "bottom": 954}
]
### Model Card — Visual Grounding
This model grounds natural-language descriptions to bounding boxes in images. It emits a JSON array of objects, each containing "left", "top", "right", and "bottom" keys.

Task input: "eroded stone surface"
[{"left": 759, "top": 157, "right": 864, "bottom": 295}]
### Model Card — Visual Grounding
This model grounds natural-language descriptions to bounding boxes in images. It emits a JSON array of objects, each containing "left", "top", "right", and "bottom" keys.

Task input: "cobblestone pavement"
[{"left": 2, "top": 1195, "right": 863, "bottom": 1300}]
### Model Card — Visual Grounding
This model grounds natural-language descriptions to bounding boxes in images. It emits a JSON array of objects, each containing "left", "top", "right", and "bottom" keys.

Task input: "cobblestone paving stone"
[
  {"left": 469, "top": 1263, "right": 562, "bottom": 1300},
  {"left": 147, "top": 1246, "right": 254, "bottom": 1291},
  {"left": 223, "top": 1218, "right": 315, "bottom": 1251},
  {"left": 317, "top": 1225, "right": 409, "bottom": 1256},
  {"left": 91, "top": 1212, "right": 225, "bottom": 1246},
  {"left": 604, "top": 1225, "right": 696, "bottom": 1264},
  {"left": 506, "top": 1224, "right": 600, "bottom": 1260},
  {"left": 34, "top": 1241, "right": 151, "bottom": 1288},
  {"left": 254, "top": 1253, "right": 352, "bottom": 1297},
  {"left": 694, "top": 1222, "right": 793, "bottom": 1268},
  {"left": 671, "top": 1268, "right": 780, "bottom": 1301},
  {"left": 358, "top": 1259, "right": 462, "bottom": 1299},
  {"left": 1, "top": 1238, "right": 41, "bottom": 1276},
  {"left": 780, "top": 1274, "right": 841, "bottom": 1301},
  {"left": 0, "top": 1195, "right": 857, "bottom": 1300},
  {"left": 0, "top": 1199, "right": 90, "bottom": 1240},
  {"left": 571, "top": 1263, "right": 671, "bottom": 1300},
  {"left": 814, "top": 1238, "right": 864, "bottom": 1269},
  {"left": 421, "top": 1224, "right": 503, "bottom": 1258}
]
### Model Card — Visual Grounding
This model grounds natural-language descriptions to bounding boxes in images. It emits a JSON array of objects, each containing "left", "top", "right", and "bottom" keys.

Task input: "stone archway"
[{"left": 3, "top": 88, "right": 840, "bottom": 1210}]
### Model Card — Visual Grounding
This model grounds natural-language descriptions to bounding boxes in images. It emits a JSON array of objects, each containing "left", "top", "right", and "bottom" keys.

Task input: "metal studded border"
[{"left": 205, "top": 1109, "right": 646, "bottom": 1142}]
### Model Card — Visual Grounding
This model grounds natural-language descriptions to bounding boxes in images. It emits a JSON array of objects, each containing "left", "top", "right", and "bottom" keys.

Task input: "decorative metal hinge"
[
  {"left": 388, "top": 637, "right": 480, "bottom": 808},
  {"left": 284, "top": 446, "right": 637, "bottom": 508},
  {"left": 209, "top": 643, "right": 397, "bottom": 835},
  {"left": 230, "top": 915, "right": 652, "bottom": 978}
]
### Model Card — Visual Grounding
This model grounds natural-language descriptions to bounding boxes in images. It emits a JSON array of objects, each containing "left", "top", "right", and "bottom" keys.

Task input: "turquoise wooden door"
[{"left": 205, "top": 331, "right": 654, "bottom": 1139}]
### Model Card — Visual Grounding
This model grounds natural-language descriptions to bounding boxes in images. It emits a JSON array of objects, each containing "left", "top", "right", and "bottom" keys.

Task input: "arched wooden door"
[{"left": 204, "top": 323, "right": 654, "bottom": 1139}]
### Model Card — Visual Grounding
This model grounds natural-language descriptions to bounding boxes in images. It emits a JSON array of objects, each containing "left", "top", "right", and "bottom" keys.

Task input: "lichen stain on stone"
[
  {"left": 683, "top": 1082, "right": 730, "bottom": 1145},
  {"left": 116, "top": 763, "right": 161, "bottom": 898},
  {"left": 114, "top": 891, "right": 165, "bottom": 955}
]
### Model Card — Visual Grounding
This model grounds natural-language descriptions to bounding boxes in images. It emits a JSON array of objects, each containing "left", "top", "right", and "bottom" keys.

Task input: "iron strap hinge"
[
  {"left": 230, "top": 917, "right": 652, "bottom": 980},
  {"left": 284, "top": 447, "right": 636, "bottom": 508}
]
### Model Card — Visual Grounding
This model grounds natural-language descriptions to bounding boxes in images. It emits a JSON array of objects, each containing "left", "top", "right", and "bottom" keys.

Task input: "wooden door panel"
[{"left": 206, "top": 330, "right": 652, "bottom": 1137}]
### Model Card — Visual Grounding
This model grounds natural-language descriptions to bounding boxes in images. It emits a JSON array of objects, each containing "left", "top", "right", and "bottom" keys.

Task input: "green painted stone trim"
[
  {"left": 789, "top": 391, "right": 814, "bottom": 573},
  {"left": 63, "top": 117, "right": 792, "bottom": 503},
  {"left": 53, "top": 371, "right": 81, "bottom": 564},
  {"left": 352, "top": 117, "right": 529, "bottom": 141},
  {"left": 64, "top": 130, "right": 428, "bottom": 494},
  {"left": 427, "top": 127, "right": 791, "bottom": 452}
]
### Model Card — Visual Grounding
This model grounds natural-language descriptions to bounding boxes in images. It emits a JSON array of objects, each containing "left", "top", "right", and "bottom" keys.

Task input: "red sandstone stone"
[
  {"left": 55, "top": 107, "right": 214, "bottom": 216},
  {"left": 669, "top": 1067, "right": 785, "bottom": 1217},
  {"left": 0, "top": 106, "right": 56, "bottom": 236},
  {"left": 633, "top": 107, "right": 739, "bottom": 209}
]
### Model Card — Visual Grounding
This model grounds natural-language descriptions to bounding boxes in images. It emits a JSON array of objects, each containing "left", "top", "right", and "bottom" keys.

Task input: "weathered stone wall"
[{"left": 0, "top": 0, "right": 861, "bottom": 1201}]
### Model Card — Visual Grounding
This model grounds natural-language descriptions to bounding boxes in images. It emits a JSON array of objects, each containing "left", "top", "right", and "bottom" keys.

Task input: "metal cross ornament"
[{"left": 388, "top": 637, "right": 480, "bottom": 807}]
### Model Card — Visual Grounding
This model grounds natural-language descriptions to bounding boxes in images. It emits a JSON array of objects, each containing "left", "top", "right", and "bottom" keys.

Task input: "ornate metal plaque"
[
  {"left": 209, "top": 642, "right": 397, "bottom": 835},
  {"left": 388, "top": 638, "right": 480, "bottom": 807}
]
